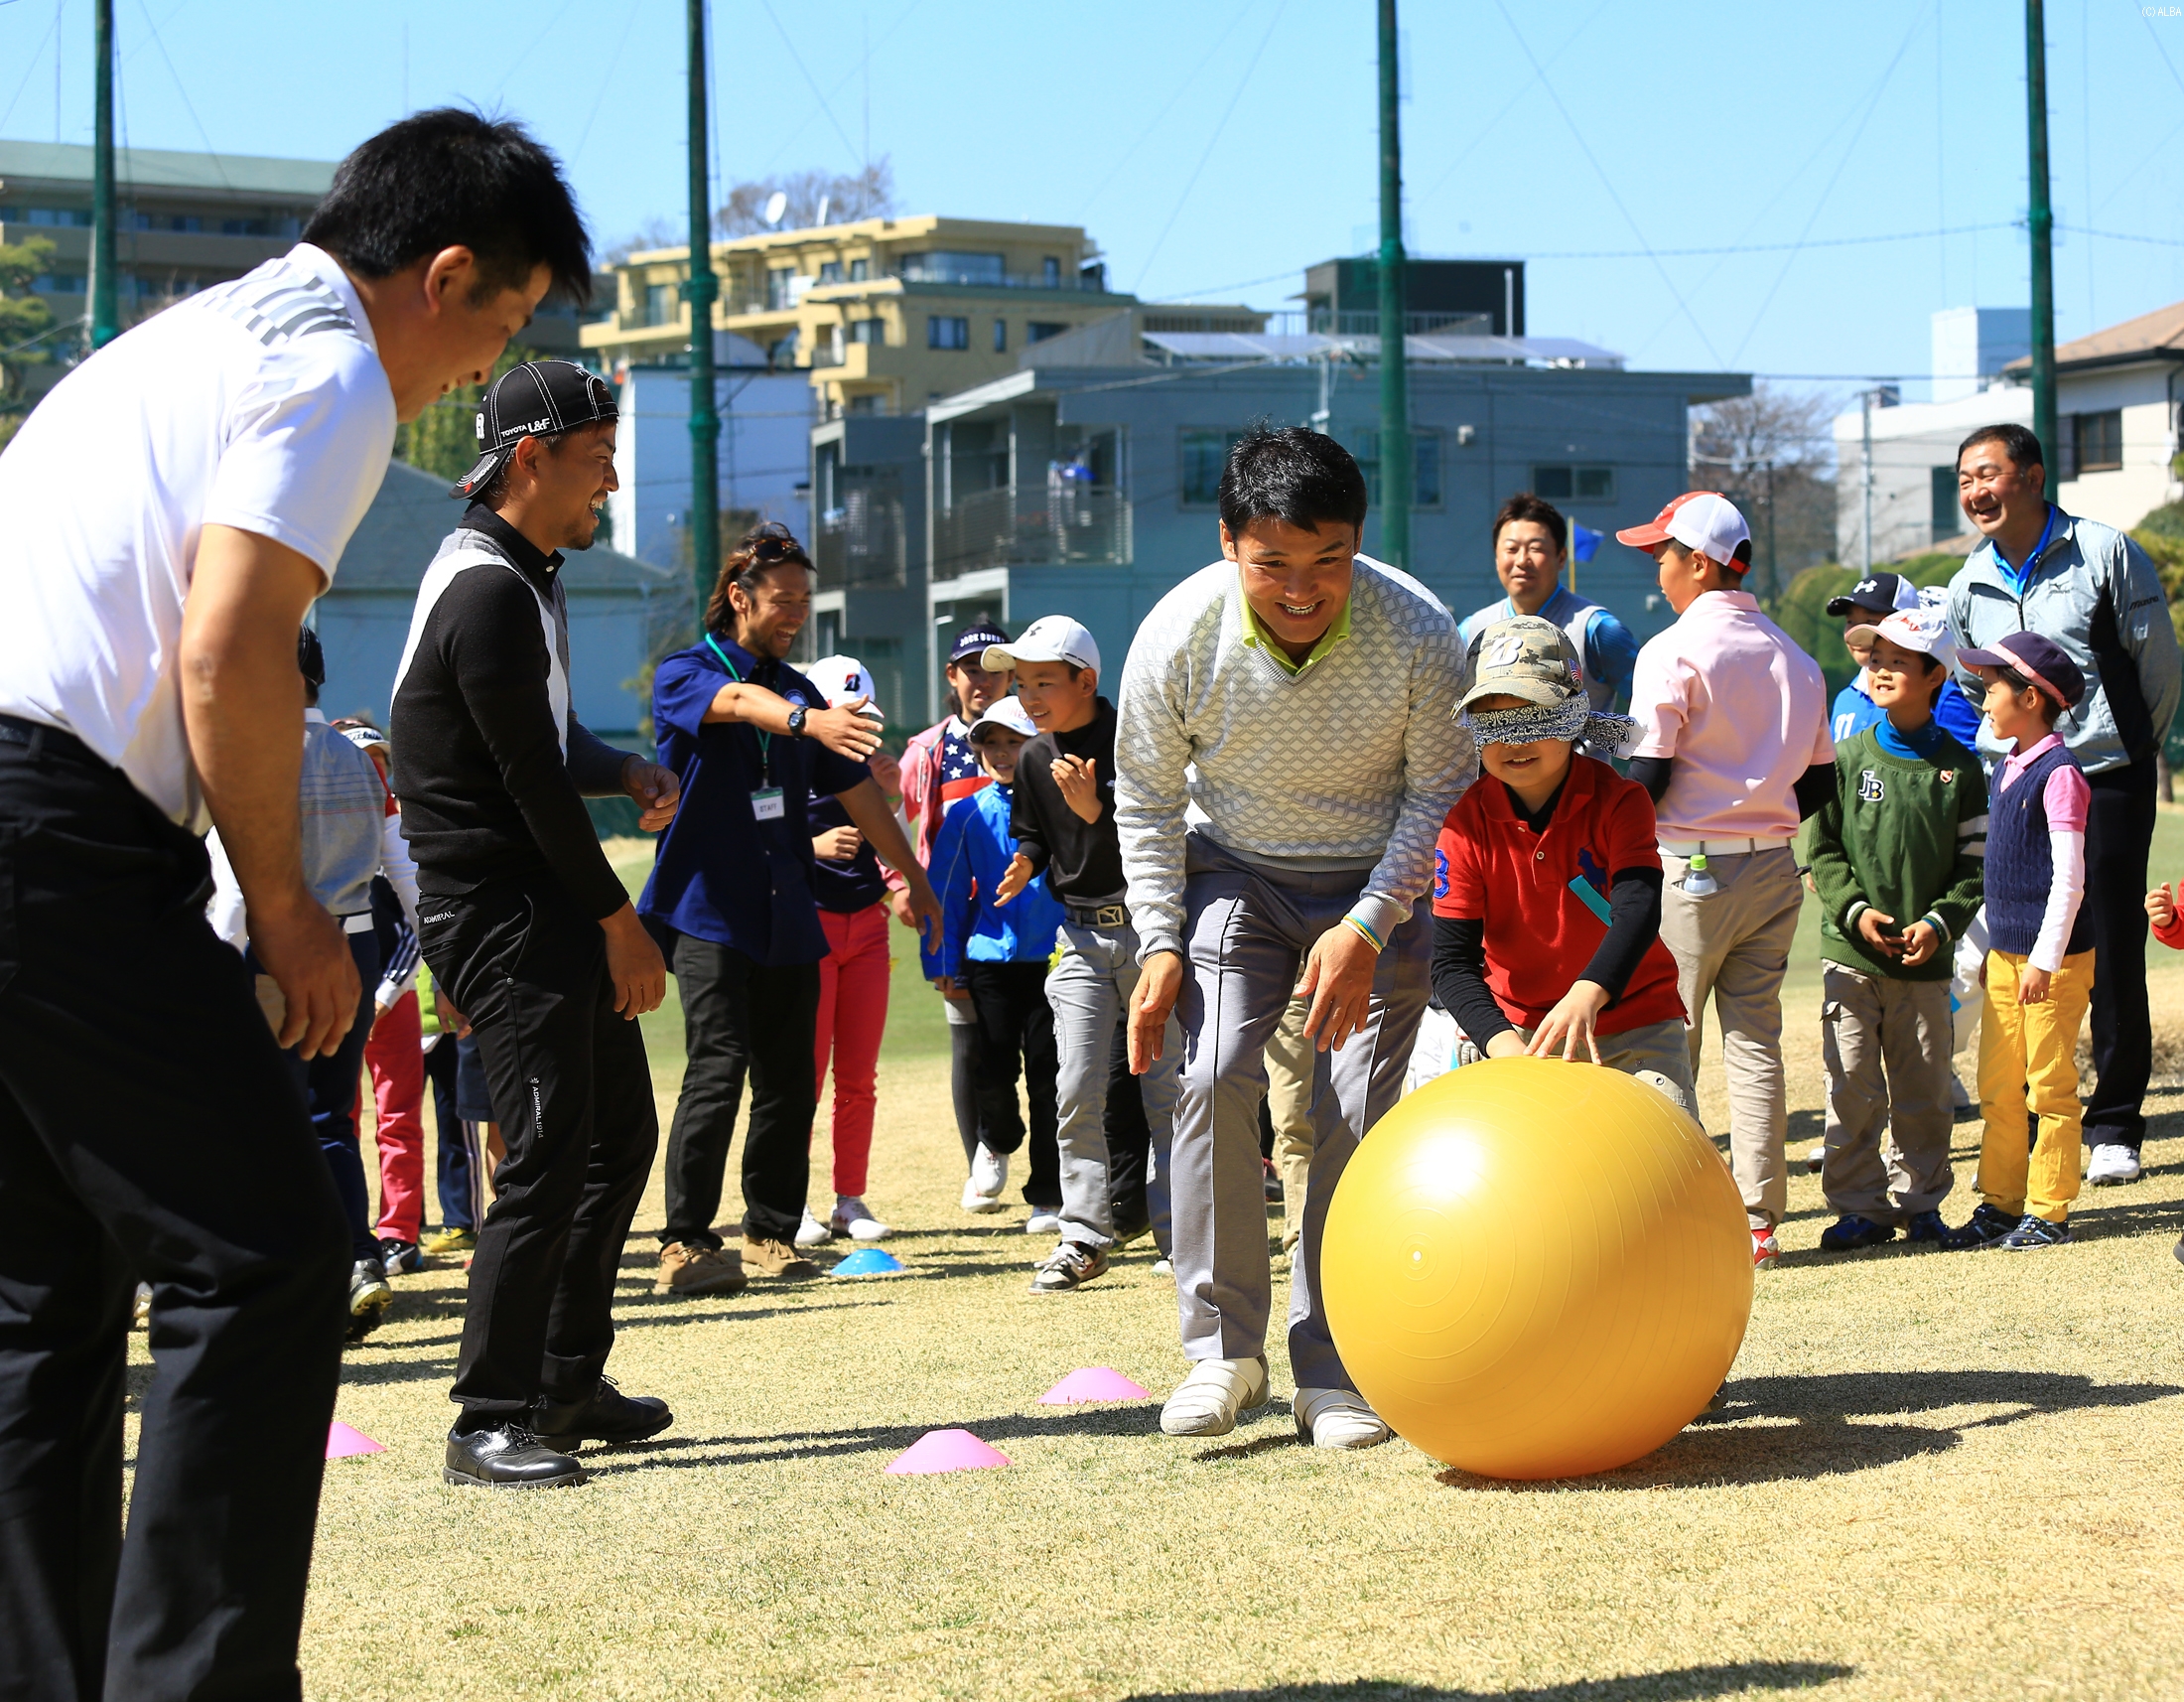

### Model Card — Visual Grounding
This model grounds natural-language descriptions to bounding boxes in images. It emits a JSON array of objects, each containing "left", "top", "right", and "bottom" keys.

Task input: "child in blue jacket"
[{"left": 922, "top": 698, "right": 1067, "bottom": 1228}]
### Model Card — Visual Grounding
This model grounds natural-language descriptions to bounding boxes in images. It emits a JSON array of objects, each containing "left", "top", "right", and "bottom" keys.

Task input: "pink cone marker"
[
  {"left": 326, "top": 1421, "right": 383, "bottom": 1459},
  {"left": 885, "top": 1428, "right": 1010, "bottom": 1475},
  {"left": 1038, "top": 1366, "right": 1150, "bottom": 1405}
]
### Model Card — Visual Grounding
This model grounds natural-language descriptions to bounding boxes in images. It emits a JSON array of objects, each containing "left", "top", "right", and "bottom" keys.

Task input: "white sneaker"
[
  {"left": 1160, "top": 1356, "right": 1270, "bottom": 1438},
  {"left": 2088, "top": 1145, "right": 2143, "bottom": 1186},
  {"left": 960, "top": 1178, "right": 1001, "bottom": 1213},
  {"left": 1151, "top": 1256, "right": 1174, "bottom": 1277},
  {"left": 1294, "top": 1386, "right": 1391, "bottom": 1449},
  {"left": 793, "top": 1208, "right": 833, "bottom": 1248},
  {"left": 830, "top": 1196, "right": 889, "bottom": 1240},
  {"left": 1025, "top": 1207, "right": 1062, "bottom": 1235},
  {"left": 1805, "top": 1141, "right": 1826, "bottom": 1175},
  {"left": 970, "top": 1143, "right": 1007, "bottom": 1200}
]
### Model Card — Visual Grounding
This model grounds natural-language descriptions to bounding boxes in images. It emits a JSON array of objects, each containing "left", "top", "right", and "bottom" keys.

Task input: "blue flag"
[{"left": 1571, "top": 521, "right": 1602, "bottom": 562}]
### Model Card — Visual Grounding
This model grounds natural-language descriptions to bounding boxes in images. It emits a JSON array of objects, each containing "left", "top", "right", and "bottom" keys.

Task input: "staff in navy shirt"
[{"left": 641, "top": 524, "right": 939, "bottom": 1292}]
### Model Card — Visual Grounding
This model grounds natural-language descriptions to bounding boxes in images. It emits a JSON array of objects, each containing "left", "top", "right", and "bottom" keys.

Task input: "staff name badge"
[{"left": 751, "top": 787, "right": 786, "bottom": 821}]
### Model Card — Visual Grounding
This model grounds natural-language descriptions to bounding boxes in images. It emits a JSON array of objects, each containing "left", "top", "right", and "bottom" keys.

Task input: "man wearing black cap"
[
  {"left": 392, "top": 357, "right": 684, "bottom": 1489},
  {"left": 1824, "top": 571, "right": 1982, "bottom": 751}
]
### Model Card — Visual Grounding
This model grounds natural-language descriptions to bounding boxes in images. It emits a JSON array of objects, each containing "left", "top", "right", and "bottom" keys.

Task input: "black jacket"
[
  {"left": 1010, "top": 696, "right": 1126, "bottom": 908},
  {"left": 389, "top": 503, "right": 633, "bottom": 921}
]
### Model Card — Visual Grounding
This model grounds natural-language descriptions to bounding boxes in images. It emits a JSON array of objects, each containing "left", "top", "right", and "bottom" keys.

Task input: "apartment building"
[
  {"left": 805, "top": 265, "right": 1746, "bottom": 722},
  {"left": 580, "top": 213, "right": 1265, "bottom": 422}
]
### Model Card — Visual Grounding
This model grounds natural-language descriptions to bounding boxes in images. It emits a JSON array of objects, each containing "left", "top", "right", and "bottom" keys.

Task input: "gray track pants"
[
  {"left": 1047, "top": 921, "right": 1179, "bottom": 1250},
  {"left": 1171, "top": 836, "right": 1431, "bottom": 1390}
]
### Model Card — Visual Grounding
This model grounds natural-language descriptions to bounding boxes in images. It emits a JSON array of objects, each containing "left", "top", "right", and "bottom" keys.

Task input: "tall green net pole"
[
  {"left": 1375, "top": 0, "right": 1411, "bottom": 569},
  {"left": 686, "top": 0, "right": 721, "bottom": 626},
  {"left": 2024, "top": 0, "right": 2057, "bottom": 464},
  {"left": 88, "top": 0, "right": 119, "bottom": 352}
]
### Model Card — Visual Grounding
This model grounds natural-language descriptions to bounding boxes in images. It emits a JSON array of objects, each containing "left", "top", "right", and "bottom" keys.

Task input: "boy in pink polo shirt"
[{"left": 1619, "top": 493, "right": 1835, "bottom": 1269}]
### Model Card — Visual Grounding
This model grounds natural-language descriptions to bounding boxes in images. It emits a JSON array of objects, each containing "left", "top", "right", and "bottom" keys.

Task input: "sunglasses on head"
[{"left": 747, "top": 523, "right": 799, "bottom": 562}]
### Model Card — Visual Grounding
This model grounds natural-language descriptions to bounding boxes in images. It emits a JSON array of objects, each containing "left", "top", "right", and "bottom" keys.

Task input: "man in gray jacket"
[{"left": 1947, "top": 422, "right": 2182, "bottom": 1185}]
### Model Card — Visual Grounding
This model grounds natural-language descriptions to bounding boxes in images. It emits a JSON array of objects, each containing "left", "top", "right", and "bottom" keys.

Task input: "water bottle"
[{"left": 1681, "top": 850, "right": 1718, "bottom": 898}]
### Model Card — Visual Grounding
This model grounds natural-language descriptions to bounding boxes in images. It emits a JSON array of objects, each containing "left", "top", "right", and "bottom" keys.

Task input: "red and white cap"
[{"left": 1615, "top": 492, "right": 1753, "bottom": 572}]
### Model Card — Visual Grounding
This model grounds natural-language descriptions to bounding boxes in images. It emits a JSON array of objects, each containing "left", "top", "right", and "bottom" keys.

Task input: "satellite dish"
[
  {"left": 815, "top": 195, "right": 830, "bottom": 226},
  {"left": 762, "top": 191, "right": 788, "bottom": 227}
]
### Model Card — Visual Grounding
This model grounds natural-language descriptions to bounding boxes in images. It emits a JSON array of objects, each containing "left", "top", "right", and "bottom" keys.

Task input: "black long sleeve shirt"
[
  {"left": 1428, "top": 776, "right": 1666, "bottom": 1045},
  {"left": 1010, "top": 696, "right": 1127, "bottom": 907},
  {"left": 388, "top": 502, "right": 633, "bottom": 921}
]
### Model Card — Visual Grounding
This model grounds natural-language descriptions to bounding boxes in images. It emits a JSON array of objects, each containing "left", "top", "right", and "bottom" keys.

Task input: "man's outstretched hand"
[{"left": 621, "top": 756, "right": 681, "bottom": 832}]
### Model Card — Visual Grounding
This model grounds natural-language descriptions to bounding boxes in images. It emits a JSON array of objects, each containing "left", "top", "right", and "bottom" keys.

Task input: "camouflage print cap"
[{"left": 1457, "top": 615, "right": 1586, "bottom": 713}]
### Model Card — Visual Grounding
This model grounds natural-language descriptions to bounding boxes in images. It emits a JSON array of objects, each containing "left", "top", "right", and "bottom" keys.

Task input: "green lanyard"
[{"left": 704, "top": 633, "right": 771, "bottom": 780}]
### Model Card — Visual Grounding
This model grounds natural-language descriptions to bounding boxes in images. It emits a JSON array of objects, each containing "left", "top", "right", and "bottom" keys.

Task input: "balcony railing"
[
  {"left": 814, "top": 479, "right": 907, "bottom": 590},
  {"left": 932, "top": 483, "right": 1131, "bottom": 582}
]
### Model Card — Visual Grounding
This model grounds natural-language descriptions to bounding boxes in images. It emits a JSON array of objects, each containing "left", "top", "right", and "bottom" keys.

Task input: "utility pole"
[
  {"left": 1860, "top": 390, "right": 1875, "bottom": 574},
  {"left": 87, "top": 0, "right": 119, "bottom": 352},
  {"left": 686, "top": 0, "right": 721, "bottom": 626},
  {"left": 2024, "top": 0, "right": 2057, "bottom": 464},
  {"left": 1375, "top": 0, "right": 1411, "bottom": 569}
]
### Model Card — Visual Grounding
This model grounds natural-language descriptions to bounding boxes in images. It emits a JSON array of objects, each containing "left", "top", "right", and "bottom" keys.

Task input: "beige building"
[{"left": 581, "top": 213, "right": 1264, "bottom": 420}]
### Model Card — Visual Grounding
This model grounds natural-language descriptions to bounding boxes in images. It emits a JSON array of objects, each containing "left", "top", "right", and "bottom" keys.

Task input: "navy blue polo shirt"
[{"left": 638, "top": 634, "right": 869, "bottom": 965}]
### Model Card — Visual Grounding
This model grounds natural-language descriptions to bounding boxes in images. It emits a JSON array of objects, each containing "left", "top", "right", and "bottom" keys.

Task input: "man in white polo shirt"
[
  {"left": 1619, "top": 493, "right": 1833, "bottom": 1269},
  {"left": 0, "top": 110, "right": 589, "bottom": 1700}
]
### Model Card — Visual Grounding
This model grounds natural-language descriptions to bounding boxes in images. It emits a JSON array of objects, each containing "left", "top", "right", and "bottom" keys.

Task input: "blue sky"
[{"left": 6, "top": 0, "right": 2183, "bottom": 408}]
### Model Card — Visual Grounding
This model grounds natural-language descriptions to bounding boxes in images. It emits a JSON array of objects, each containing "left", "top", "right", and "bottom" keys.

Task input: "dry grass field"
[{"left": 127, "top": 835, "right": 2184, "bottom": 1702}]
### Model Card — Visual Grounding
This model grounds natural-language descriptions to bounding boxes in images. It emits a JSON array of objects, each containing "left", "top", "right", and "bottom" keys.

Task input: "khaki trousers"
[
  {"left": 1977, "top": 948, "right": 2095, "bottom": 1223},
  {"left": 1506, "top": 1016, "right": 1699, "bottom": 1115},
  {"left": 1818, "top": 963, "right": 1955, "bottom": 1221},
  {"left": 1658, "top": 845, "right": 1801, "bottom": 1228},
  {"left": 1262, "top": 997, "right": 1314, "bottom": 1250}
]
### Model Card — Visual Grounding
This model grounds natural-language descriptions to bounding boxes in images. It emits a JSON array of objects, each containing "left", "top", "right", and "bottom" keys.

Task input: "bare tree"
[
  {"left": 715, "top": 159, "right": 896, "bottom": 237},
  {"left": 602, "top": 216, "right": 686, "bottom": 266},
  {"left": 1690, "top": 382, "right": 1843, "bottom": 601}
]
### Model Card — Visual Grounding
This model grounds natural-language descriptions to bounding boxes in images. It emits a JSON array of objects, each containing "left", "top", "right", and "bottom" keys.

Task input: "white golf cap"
[
  {"left": 1614, "top": 491, "right": 1752, "bottom": 572},
  {"left": 1843, "top": 605, "right": 1959, "bottom": 675},
  {"left": 982, "top": 615, "right": 1099, "bottom": 676},
  {"left": 801, "top": 654, "right": 884, "bottom": 723},
  {"left": 966, "top": 696, "right": 1038, "bottom": 741}
]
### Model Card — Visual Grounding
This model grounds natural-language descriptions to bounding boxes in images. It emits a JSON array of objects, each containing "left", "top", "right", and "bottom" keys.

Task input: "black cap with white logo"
[
  {"left": 1824, "top": 571, "right": 1912, "bottom": 619},
  {"left": 450, "top": 358, "right": 619, "bottom": 499}
]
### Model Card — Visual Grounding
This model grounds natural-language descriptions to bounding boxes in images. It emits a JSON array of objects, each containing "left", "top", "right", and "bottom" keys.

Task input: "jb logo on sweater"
[{"left": 1857, "top": 769, "right": 1884, "bottom": 802}]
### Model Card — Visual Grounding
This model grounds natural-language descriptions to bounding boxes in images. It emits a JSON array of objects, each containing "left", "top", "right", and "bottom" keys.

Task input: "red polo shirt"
[{"left": 1433, "top": 755, "right": 1686, "bottom": 1037}]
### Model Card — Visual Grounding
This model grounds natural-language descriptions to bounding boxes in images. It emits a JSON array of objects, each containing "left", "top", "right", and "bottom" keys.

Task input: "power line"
[
  {"left": 132, "top": 0, "right": 229, "bottom": 189},
  {"left": 1075, "top": 0, "right": 1258, "bottom": 219},
  {"left": 0, "top": 3, "right": 62, "bottom": 135},
  {"left": 1417, "top": 0, "right": 1616, "bottom": 204},
  {"left": 755, "top": 0, "right": 865, "bottom": 168},
  {"left": 1486, "top": 0, "right": 1723, "bottom": 369},
  {"left": 1132, "top": 0, "right": 1289, "bottom": 295},
  {"left": 569, "top": 0, "right": 641, "bottom": 166}
]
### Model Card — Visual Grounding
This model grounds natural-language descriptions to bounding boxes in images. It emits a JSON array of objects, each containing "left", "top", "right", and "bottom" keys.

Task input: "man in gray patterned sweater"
[{"left": 1116, "top": 426, "right": 1472, "bottom": 1448}]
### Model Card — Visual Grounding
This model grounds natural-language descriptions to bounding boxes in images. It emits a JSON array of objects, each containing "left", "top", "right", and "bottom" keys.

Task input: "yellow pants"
[{"left": 1975, "top": 948, "right": 2094, "bottom": 1223}]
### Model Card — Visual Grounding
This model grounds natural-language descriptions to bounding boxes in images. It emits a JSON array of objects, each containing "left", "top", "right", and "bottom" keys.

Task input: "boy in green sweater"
[{"left": 1806, "top": 605, "right": 1987, "bottom": 1252}]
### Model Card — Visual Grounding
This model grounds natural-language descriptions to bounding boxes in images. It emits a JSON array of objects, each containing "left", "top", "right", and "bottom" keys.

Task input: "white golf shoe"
[
  {"left": 1294, "top": 1386, "right": 1391, "bottom": 1449},
  {"left": 1159, "top": 1356, "right": 1270, "bottom": 1438}
]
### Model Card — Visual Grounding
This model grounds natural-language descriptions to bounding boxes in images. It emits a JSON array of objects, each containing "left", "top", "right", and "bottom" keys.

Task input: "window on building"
[
  {"left": 993, "top": 319, "right": 1008, "bottom": 353},
  {"left": 767, "top": 332, "right": 799, "bottom": 366},
  {"left": 850, "top": 317, "right": 882, "bottom": 345},
  {"left": 1041, "top": 256, "right": 1061, "bottom": 288},
  {"left": 1931, "top": 466, "right": 1964, "bottom": 538},
  {"left": 644, "top": 282, "right": 676, "bottom": 326},
  {"left": 25, "top": 207, "right": 92, "bottom": 227},
  {"left": 1027, "top": 322, "right": 1068, "bottom": 344},
  {"left": 1348, "top": 431, "right": 1444, "bottom": 507},
  {"left": 849, "top": 257, "right": 869, "bottom": 281},
  {"left": 848, "top": 394, "right": 882, "bottom": 416},
  {"left": 1530, "top": 465, "right": 1615, "bottom": 501},
  {"left": 220, "top": 215, "right": 273, "bottom": 236},
  {"left": 1181, "top": 429, "right": 1246, "bottom": 506},
  {"left": 899, "top": 251, "right": 1006, "bottom": 285},
  {"left": 2072, "top": 409, "right": 2123, "bottom": 475},
  {"left": 818, "top": 260, "right": 842, "bottom": 284},
  {"left": 928, "top": 315, "right": 970, "bottom": 351},
  {"left": 34, "top": 273, "right": 87, "bottom": 294},
  {"left": 766, "top": 266, "right": 795, "bottom": 311}
]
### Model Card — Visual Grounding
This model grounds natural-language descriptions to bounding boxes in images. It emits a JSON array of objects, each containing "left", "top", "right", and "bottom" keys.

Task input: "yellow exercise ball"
[{"left": 1322, "top": 1057, "right": 1752, "bottom": 1481}]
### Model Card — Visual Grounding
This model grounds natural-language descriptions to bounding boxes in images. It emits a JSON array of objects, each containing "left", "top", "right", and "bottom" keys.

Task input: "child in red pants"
[{"left": 797, "top": 657, "right": 897, "bottom": 1245}]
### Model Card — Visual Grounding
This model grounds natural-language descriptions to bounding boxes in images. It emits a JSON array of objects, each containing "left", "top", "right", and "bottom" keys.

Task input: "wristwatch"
[{"left": 786, "top": 706, "right": 809, "bottom": 738}]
